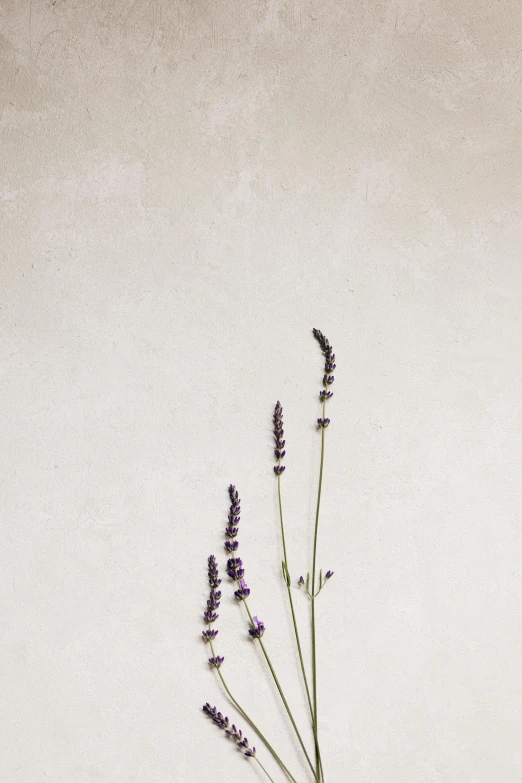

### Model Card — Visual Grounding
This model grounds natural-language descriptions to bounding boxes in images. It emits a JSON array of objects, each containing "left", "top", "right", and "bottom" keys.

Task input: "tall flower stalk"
[
  {"left": 309, "top": 328, "right": 336, "bottom": 782},
  {"left": 225, "top": 485, "right": 320, "bottom": 783}
]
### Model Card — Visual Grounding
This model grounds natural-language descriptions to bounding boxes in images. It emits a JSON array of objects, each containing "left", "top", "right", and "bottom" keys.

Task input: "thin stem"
[
  {"left": 277, "top": 474, "right": 324, "bottom": 781},
  {"left": 242, "top": 598, "right": 320, "bottom": 783},
  {"left": 311, "top": 400, "right": 326, "bottom": 781},
  {"left": 208, "top": 634, "right": 298, "bottom": 783},
  {"left": 255, "top": 757, "right": 278, "bottom": 783}
]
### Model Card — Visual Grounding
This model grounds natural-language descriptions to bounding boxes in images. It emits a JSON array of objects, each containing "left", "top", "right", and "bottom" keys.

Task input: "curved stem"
[
  {"left": 311, "top": 400, "right": 326, "bottom": 781},
  {"left": 208, "top": 634, "right": 298, "bottom": 783}
]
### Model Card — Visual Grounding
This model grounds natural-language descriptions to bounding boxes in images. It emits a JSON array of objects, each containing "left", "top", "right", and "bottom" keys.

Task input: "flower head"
[
  {"left": 325, "top": 570, "right": 334, "bottom": 580},
  {"left": 227, "top": 556, "right": 244, "bottom": 580},
  {"left": 203, "top": 704, "right": 257, "bottom": 758},
  {"left": 248, "top": 615, "right": 265, "bottom": 638},
  {"left": 313, "top": 328, "right": 336, "bottom": 406},
  {"left": 234, "top": 578, "right": 250, "bottom": 601},
  {"left": 208, "top": 655, "right": 224, "bottom": 668},
  {"left": 273, "top": 401, "right": 286, "bottom": 475}
]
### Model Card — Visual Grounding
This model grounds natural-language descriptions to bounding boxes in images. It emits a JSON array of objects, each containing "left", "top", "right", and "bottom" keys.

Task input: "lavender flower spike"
[
  {"left": 273, "top": 401, "right": 286, "bottom": 475},
  {"left": 202, "top": 704, "right": 257, "bottom": 758},
  {"left": 203, "top": 555, "right": 222, "bottom": 627},
  {"left": 249, "top": 615, "right": 265, "bottom": 638},
  {"left": 313, "top": 328, "right": 336, "bottom": 405}
]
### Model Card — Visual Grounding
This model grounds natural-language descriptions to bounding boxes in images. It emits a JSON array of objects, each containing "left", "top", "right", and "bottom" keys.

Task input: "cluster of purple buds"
[
  {"left": 325, "top": 570, "right": 334, "bottom": 580},
  {"left": 203, "top": 704, "right": 257, "bottom": 757},
  {"left": 273, "top": 401, "right": 286, "bottom": 475},
  {"left": 317, "top": 417, "right": 330, "bottom": 428},
  {"left": 208, "top": 655, "right": 224, "bottom": 668},
  {"left": 313, "top": 328, "right": 335, "bottom": 404},
  {"left": 248, "top": 615, "right": 265, "bottom": 638},
  {"left": 203, "top": 555, "right": 222, "bottom": 625},
  {"left": 225, "top": 484, "right": 241, "bottom": 551},
  {"left": 226, "top": 557, "right": 244, "bottom": 580},
  {"left": 234, "top": 578, "right": 251, "bottom": 601}
]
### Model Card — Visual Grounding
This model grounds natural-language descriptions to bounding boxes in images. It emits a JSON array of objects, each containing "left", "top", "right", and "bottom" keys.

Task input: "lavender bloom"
[
  {"left": 203, "top": 704, "right": 257, "bottom": 758},
  {"left": 224, "top": 485, "right": 241, "bottom": 554},
  {"left": 317, "top": 418, "right": 330, "bottom": 428},
  {"left": 208, "top": 655, "right": 225, "bottom": 668},
  {"left": 234, "top": 578, "right": 251, "bottom": 601},
  {"left": 273, "top": 401, "right": 286, "bottom": 475},
  {"left": 313, "top": 328, "right": 336, "bottom": 403},
  {"left": 202, "top": 629, "right": 218, "bottom": 640},
  {"left": 319, "top": 390, "right": 333, "bottom": 401},
  {"left": 208, "top": 554, "right": 222, "bottom": 589},
  {"left": 298, "top": 575, "right": 305, "bottom": 586},
  {"left": 227, "top": 556, "right": 244, "bottom": 580},
  {"left": 204, "top": 556, "right": 222, "bottom": 623},
  {"left": 325, "top": 570, "right": 334, "bottom": 580},
  {"left": 248, "top": 615, "right": 265, "bottom": 638}
]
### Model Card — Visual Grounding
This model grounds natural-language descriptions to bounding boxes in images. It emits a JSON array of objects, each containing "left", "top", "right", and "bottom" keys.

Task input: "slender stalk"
[
  {"left": 311, "top": 400, "right": 326, "bottom": 781},
  {"left": 208, "top": 634, "right": 298, "bottom": 783},
  {"left": 255, "top": 758, "right": 278, "bottom": 783},
  {"left": 241, "top": 597, "right": 320, "bottom": 783},
  {"left": 277, "top": 475, "right": 324, "bottom": 781},
  {"left": 277, "top": 476, "right": 314, "bottom": 718}
]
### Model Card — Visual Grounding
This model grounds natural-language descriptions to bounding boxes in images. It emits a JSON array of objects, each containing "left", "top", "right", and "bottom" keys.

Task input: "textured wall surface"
[{"left": 1, "top": 2, "right": 521, "bottom": 781}]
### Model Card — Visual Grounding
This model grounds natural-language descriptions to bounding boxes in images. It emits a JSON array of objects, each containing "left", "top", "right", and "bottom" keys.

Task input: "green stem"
[
  {"left": 255, "top": 757, "right": 278, "bottom": 783},
  {"left": 311, "top": 400, "right": 327, "bottom": 782},
  {"left": 277, "top": 474, "right": 324, "bottom": 780},
  {"left": 242, "top": 598, "right": 320, "bottom": 783},
  {"left": 209, "top": 635, "right": 298, "bottom": 783}
]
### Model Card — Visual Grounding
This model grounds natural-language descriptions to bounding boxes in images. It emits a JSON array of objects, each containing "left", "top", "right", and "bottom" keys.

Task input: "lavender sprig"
[
  {"left": 273, "top": 401, "right": 286, "bottom": 475},
  {"left": 224, "top": 485, "right": 320, "bottom": 782},
  {"left": 310, "top": 328, "right": 336, "bottom": 781},
  {"left": 203, "top": 555, "right": 224, "bottom": 667},
  {"left": 202, "top": 704, "right": 256, "bottom": 757}
]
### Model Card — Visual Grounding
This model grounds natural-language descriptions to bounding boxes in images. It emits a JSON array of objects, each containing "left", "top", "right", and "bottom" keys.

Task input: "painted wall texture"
[{"left": 1, "top": 1, "right": 521, "bottom": 781}]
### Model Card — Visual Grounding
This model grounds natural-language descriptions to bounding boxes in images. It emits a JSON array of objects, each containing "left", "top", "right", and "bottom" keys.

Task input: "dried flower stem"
[
  {"left": 311, "top": 399, "right": 326, "bottom": 782},
  {"left": 239, "top": 589, "right": 320, "bottom": 782},
  {"left": 207, "top": 630, "right": 297, "bottom": 783}
]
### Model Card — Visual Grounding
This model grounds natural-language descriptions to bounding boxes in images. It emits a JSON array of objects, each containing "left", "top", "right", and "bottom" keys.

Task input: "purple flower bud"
[
  {"left": 208, "top": 655, "right": 224, "bottom": 668},
  {"left": 225, "top": 540, "right": 239, "bottom": 552},
  {"left": 325, "top": 570, "right": 334, "bottom": 579},
  {"left": 248, "top": 615, "right": 265, "bottom": 638},
  {"left": 227, "top": 557, "right": 244, "bottom": 580},
  {"left": 317, "top": 417, "right": 330, "bottom": 428},
  {"left": 274, "top": 465, "right": 286, "bottom": 475},
  {"left": 298, "top": 575, "right": 305, "bottom": 586},
  {"left": 323, "top": 374, "right": 335, "bottom": 385},
  {"left": 319, "top": 389, "right": 333, "bottom": 401},
  {"left": 234, "top": 578, "right": 250, "bottom": 600},
  {"left": 225, "top": 525, "right": 239, "bottom": 537},
  {"left": 202, "top": 629, "right": 218, "bottom": 640},
  {"left": 203, "top": 610, "right": 219, "bottom": 623}
]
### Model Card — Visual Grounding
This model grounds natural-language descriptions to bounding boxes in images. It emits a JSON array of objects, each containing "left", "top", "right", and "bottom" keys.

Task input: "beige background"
[{"left": 1, "top": 1, "right": 522, "bottom": 781}]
